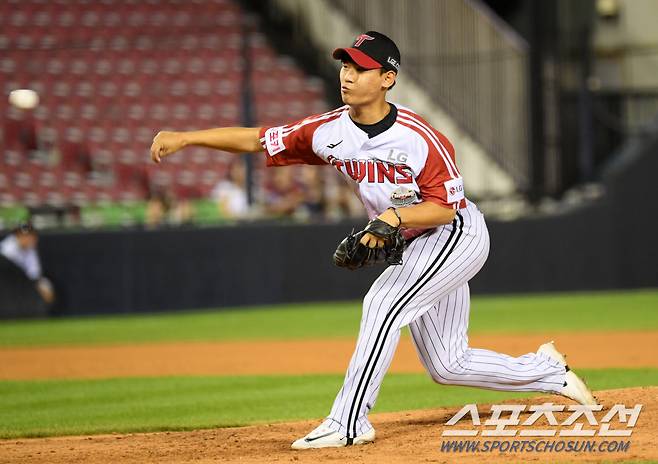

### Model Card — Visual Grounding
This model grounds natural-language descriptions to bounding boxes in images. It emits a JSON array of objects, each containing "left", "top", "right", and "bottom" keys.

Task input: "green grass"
[
  {"left": 467, "top": 289, "right": 658, "bottom": 333},
  {"left": 0, "top": 301, "right": 362, "bottom": 347},
  {"left": 0, "top": 289, "right": 657, "bottom": 347},
  {"left": 0, "top": 368, "right": 656, "bottom": 439}
]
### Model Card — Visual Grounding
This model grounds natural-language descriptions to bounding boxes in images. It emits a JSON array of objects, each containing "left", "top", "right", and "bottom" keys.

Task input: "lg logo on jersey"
[
  {"left": 386, "top": 149, "right": 407, "bottom": 164},
  {"left": 449, "top": 185, "right": 462, "bottom": 196},
  {"left": 327, "top": 155, "right": 413, "bottom": 184}
]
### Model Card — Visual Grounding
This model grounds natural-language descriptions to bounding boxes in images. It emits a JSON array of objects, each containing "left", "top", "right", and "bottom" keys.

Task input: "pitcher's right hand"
[{"left": 151, "top": 131, "right": 185, "bottom": 164}]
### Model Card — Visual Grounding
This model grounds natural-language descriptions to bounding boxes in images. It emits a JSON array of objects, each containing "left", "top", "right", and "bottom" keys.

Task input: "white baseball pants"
[{"left": 322, "top": 202, "right": 567, "bottom": 440}]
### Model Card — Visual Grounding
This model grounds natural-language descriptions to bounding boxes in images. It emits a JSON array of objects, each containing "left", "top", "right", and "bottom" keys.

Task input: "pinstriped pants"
[{"left": 322, "top": 202, "right": 567, "bottom": 439}]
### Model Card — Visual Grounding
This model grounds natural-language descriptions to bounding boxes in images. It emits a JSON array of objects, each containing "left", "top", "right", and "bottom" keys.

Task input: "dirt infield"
[
  {"left": 1, "top": 331, "right": 657, "bottom": 380},
  {"left": 1, "top": 387, "right": 655, "bottom": 464}
]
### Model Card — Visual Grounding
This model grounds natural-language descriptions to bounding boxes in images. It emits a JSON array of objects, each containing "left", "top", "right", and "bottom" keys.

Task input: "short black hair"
[{"left": 13, "top": 222, "right": 36, "bottom": 235}]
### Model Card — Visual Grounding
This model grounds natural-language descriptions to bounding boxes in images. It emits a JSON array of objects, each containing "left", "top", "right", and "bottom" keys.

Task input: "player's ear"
[{"left": 381, "top": 70, "right": 397, "bottom": 91}]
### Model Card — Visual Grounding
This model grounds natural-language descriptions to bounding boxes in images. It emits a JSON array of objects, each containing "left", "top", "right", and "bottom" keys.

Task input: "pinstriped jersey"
[{"left": 258, "top": 104, "right": 467, "bottom": 220}]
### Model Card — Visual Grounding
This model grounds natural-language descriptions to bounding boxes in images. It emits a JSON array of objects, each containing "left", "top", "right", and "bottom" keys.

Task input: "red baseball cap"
[{"left": 332, "top": 31, "right": 401, "bottom": 72}]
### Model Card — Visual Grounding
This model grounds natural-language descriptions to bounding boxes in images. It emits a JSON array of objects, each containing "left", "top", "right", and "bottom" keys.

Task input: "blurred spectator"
[
  {"left": 145, "top": 187, "right": 192, "bottom": 228},
  {"left": 37, "top": 127, "right": 62, "bottom": 167},
  {"left": 3, "top": 106, "right": 38, "bottom": 159},
  {"left": 297, "top": 165, "right": 325, "bottom": 221},
  {"left": 210, "top": 160, "right": 250, "bottom": 219},
  {"left": 263, "top": 167, "right": 304, "bottom": 218},
  {"left": 324, "top": 173, "right": 367, "bottom": 220},
  {"left": 60, "top": 127, "right": 93, "bottom": 174},
  {"left": 0, "top": 222, "right": 55, "bottom": 304},
  {"left": 117, "top": 163, "right": 151, "bottom": 199}
]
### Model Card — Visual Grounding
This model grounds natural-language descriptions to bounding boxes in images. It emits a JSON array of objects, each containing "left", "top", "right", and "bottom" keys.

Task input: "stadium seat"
[{"left": 0, "top": 172, "right": 9, "bottom": 191}]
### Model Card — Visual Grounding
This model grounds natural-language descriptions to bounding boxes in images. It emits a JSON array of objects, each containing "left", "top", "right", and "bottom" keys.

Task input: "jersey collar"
[{"left": 348, "top": 103, "right": 398, "bottom": 139}]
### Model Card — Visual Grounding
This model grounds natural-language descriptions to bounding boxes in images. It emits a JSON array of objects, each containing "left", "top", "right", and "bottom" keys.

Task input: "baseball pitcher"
[{"left": 150, "top": 31, "right": 597, "bottom": 450}]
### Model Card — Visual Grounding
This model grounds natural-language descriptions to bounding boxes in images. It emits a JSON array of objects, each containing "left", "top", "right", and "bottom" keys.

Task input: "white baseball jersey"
[
  {"left": 0, "top": 235, "right": 42, "bottom": 280},
  {"left": 258, "top": 104, "right": 467, "bottom": 228}
]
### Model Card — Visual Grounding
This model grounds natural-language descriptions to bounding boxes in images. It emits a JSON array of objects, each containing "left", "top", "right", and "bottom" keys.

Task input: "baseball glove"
[{"left": 333, "top": 218, "right": 405, "bottom": 270}]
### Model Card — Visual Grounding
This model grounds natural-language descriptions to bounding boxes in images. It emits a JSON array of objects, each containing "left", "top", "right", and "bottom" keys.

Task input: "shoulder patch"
[
  {"left": 444, "top": 177, "right": 465, "bottom": 203},
  {"left": 264, "top": 127, "right": 286, "bottom": 156}
]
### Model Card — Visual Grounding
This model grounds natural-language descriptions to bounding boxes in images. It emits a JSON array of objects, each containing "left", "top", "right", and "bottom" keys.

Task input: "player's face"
[
  {"left": 16, "top": 233, "right": 37, "bottom": 249},
  {"left": 339, "top": 61, "right": 389, "bottom": 106}
]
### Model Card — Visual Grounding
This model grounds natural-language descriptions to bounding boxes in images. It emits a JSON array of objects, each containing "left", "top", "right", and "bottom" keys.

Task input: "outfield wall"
[
  {"left": 31, "top": 205, "right": 649, "bottom": 317},
  {"left": 0, "top": 256, "right": 48, "bottom": 318},
  {"left": 3, "top": 199, "right": 654, "bottom": 317}
]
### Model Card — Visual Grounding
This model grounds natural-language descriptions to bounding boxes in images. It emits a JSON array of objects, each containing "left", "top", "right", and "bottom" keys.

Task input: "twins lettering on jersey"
[{"left": 327, "top": 154, "right": 413, "bottom": 184}]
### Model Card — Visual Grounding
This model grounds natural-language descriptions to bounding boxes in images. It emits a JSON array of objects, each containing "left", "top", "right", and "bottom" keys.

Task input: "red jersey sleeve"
[
  {"left": 414, "top": 125, "right": 465, "bottom": 209},
  {"left": 259, "top": 116, "right": 327, "bottom": 167}
]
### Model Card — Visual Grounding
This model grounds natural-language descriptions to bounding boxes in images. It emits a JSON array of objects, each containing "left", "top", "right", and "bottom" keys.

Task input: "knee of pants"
[
  {"left": 430, "top": 371, "right": 454, "bottom": 385},
  {"left": 426, "top": 363, "right": 453, "bottom": 385},
  {"left": 428, "top": 359, "right": 469, "bottom": 385}
]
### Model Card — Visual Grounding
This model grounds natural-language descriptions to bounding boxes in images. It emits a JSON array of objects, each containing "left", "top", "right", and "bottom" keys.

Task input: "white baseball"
[{"left": 8, "top": 89, "right": 40, "bottom": 110}]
